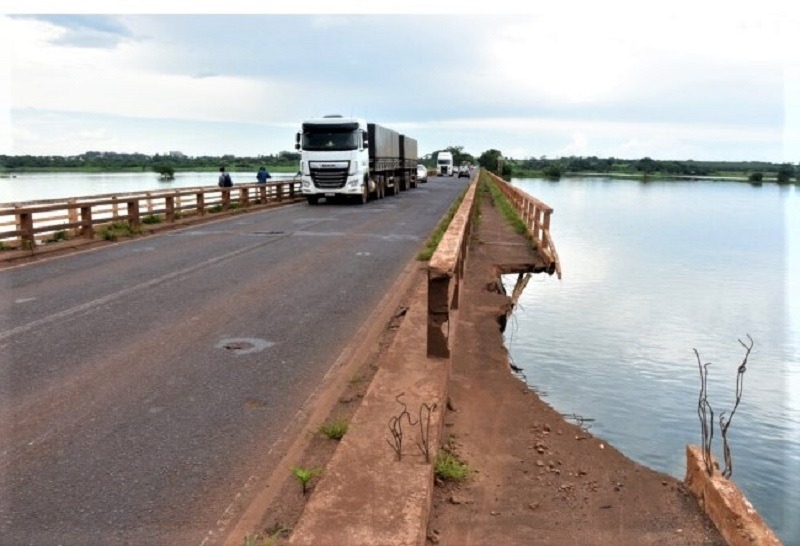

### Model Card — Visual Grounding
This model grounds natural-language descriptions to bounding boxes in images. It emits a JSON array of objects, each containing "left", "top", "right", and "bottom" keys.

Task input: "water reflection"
[{"left": 503, "top": 177, "right": 799, "bottom": 543}]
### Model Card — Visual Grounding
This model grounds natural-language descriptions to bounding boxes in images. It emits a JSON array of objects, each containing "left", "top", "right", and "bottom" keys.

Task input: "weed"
[
  {"left": 291, "top": 466, "right": 322, "bottom": 495},
  {"left": 317, "top": 418, "right": 349, "bottom": 440},
  {"left": 435, "top": 451, "right": 471, "bottom": 482},
  {"left": 243, "top": 523, "right": 290, "bottom": 546},
  {"left": 46, "top": 230, "right": 68, "bottom": 242},
  {"left": 209, "top": 204, "right": 223, "bottom": 213},
  {"left": 482, "top": 172, "right": 528, "bottom": 237},
  {"left": 142, "top": 214, "right": 162, "bottom": 224},
  {"left": 0, "top": 241, "right": 10, "bottom": 251},
  {"left": 417, "top": 184, "right": 470, "bottom": 261},
  {"left": 98, "top": 221, "right": 141, "bottom": 242}
]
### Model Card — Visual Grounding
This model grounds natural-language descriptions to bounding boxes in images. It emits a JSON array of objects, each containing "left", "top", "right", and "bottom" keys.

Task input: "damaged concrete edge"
[{"left": 685, "top": 444, "right": 783, "bottom": 546}]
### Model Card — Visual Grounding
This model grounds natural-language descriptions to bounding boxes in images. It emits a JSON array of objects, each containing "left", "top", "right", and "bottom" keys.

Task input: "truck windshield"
[
  {"left": 438, "top": 159, "right": 451, "bottom": 165},
  {"left": 302, "top": 130, "right": 359, "bottom": 151}
]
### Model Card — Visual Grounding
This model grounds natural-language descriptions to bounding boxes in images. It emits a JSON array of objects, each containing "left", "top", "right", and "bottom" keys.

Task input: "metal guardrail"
[
  {"left": 426, "top": 177, "right": 480, "bottom": 358},
  {"left": 0, "top": 180, "right": 302, "bottom": 248},
  {"left": 485, "top": 171, "right": 562, "bottom": 279}
]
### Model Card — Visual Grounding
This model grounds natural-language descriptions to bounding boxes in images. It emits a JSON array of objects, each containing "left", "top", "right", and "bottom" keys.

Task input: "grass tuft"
[
  {"left": 317, "top": 418, "right": 349, "bottom": 440},
  {"left": 435, "top": 451, "right": 472, "bottom": 482},
  {"left": 417, "top": 185, "right": 470, "bottom": 261}
]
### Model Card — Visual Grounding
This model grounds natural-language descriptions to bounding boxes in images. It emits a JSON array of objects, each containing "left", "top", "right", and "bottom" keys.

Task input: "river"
[
  {"left": 0, "top": 170, "right": 297, "bottom": 204},
  {"left": 504, "top": 176, "right": 799, "bottom": 544}
]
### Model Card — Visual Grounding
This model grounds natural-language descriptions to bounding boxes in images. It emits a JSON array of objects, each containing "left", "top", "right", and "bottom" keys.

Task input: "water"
[
  {"left": 0, "top": 171, "right": 298, "bottom": 204},
  {"left": 503, "top": 176, "right": 800, "bottom": 543}
]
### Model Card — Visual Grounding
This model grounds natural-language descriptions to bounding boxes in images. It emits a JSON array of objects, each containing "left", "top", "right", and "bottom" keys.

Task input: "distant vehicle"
[
  {"left": 437, "top": 151, "right": 454, "bottom": 177},
  {"left": 416, "top": 164, "right": 428, "bottom": 183},
  {"left": 295, "top": 115, "right": 418, "bottom": 205},
  {"left": 458, "top": 165, "right": 470, "bottom": 178}
]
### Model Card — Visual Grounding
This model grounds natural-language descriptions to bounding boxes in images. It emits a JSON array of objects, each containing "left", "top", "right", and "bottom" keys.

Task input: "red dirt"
[{"left": 425, "top": 188, "right": 724, "bottom": 545}]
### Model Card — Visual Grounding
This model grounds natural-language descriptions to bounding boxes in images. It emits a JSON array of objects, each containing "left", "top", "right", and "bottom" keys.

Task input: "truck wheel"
[
  {"left": 378, "top": 180, "right": 385, "bottom": 199},
  {"left": 306, "top": 195, "right": 319, "bottom": 205}
]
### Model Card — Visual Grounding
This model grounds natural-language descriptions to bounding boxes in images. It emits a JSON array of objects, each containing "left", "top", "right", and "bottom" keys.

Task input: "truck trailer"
[{"left": 295, "top": 115, "right": 418, "bottom": 205}]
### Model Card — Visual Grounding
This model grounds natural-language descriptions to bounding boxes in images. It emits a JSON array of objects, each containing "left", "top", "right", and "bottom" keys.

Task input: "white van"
[{"left": 437, "top": 151, "right": 454, "bottom": 176}]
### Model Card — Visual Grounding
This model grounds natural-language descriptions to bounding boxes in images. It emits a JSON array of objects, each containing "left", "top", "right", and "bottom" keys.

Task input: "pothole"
[{"left": 215, "top": 337, "right": 275, "bottom": 355}]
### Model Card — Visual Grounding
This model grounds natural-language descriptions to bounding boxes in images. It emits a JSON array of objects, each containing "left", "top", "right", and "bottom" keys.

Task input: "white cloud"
[{"left": 3, "top": 7, "right": 799, "bottom": 160}]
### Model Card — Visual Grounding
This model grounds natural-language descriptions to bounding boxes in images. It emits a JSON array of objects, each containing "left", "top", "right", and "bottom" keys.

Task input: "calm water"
[
  {"left": 503, "top": 176, "right": 799, "bottom": 543},
  {"left": 0, "top": 171, "right": 297, "bottom": 204}
]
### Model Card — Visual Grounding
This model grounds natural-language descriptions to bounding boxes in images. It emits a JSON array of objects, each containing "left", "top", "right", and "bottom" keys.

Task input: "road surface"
[{"left": 0, "top": 177, "right": 468, "bottom": 545}]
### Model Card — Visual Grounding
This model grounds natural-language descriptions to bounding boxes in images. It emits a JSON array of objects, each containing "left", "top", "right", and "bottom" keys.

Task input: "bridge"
[{"left": 0, "top": 172, "right": 559, "bottom": 545}]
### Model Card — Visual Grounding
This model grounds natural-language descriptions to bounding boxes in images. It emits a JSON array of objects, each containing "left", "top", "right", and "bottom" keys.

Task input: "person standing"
[
  {"left": 218, "top": 166, "right": 233, "bottom": 188},
  {"left": 256, "top": 166, "right": 272, "bottom": 184}
]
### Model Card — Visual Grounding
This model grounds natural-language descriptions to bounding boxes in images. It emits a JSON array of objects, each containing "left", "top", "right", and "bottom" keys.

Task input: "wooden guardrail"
[
  {"left": 426, "top": 177, "right": 480, "bottom": 358},
  {"left": 0, "top": 180, "right": 302, "bottom": 249},
  {"left": 485, "top": 171, "right": 562, "bottom": 279}
]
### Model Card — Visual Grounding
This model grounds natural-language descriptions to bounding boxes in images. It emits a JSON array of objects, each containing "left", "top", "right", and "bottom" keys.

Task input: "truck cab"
[
  {"left": 296, "top": 115, "right": 372, "bottom": 205},
  {"left": 437, "top": 151, "right": 454, "bottom": 177}
]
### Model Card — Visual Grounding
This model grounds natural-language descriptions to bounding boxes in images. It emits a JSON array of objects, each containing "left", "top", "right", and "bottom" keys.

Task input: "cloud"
[{"left": 15, "top": 15, "right": 132, "bottom": 48}]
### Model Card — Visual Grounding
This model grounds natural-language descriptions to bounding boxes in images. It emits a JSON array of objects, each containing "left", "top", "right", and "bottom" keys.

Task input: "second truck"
[{"left": 295, "top": 115, "right": 418, "bottom": 205}]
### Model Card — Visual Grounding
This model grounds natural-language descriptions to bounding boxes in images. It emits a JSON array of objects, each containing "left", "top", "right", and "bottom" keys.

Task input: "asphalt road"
[{"left": 0, "top": 176, "right": 468, "bottom": 546}]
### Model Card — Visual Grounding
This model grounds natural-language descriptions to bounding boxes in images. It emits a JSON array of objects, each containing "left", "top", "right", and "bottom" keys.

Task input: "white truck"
[
  {"left": 295, "top": 115, "right": 418, "bottom": 205},
  {"left": 437, "top": 151, "right": 454, "bottom": 176}
]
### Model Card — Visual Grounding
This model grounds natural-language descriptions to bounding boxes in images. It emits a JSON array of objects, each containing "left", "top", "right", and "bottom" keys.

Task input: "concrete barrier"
[{"left": 685, "top": 444, "right": 782, "bottom": 545}]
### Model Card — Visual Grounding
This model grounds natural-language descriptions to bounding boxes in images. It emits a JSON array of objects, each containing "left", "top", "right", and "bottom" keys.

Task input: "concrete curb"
[
  {"left": 685, "top": 445, "right": 782, "bottom": 545},
  {"left": 289, "top": 279, "right": 451, "bottom": 545}
]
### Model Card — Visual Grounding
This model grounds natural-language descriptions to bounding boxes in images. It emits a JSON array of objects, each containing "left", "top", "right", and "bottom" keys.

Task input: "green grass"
[
  {"left": 482, "top": 172, "right": 529, "bottom": 238},
  {"left": 317, "top": 418, "right": 349, "bottom": 440},
  {"left": 417, "top": 184, "right": 470, "bottom": 261},
  {"left": 47, "top": 230, "right": 68, "bottom": 242},
  {"left": 291, "top": 466, "right": 322, "bottom": 495},
  {"left": 98, "top": 221, "right": 141, "bottom": 241},
  {"left": 0, "top": 241, "right": 11, "bottom": 251},
  {"left": 142, "top": 214, "right": 162, "bottom": 224},
  {"left": 435, "top": 451, "right": 471, "bottom": 482}
]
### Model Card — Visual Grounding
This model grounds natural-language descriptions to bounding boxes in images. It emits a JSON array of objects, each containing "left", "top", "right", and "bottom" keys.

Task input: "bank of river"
[{"left": 504, "top": 176, "right": 799, "bottom": 543}]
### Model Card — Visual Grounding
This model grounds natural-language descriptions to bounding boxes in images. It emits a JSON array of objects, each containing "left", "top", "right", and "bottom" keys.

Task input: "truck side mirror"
[{"left": 295, "top": 132, "right": 301, "bottom": 151}]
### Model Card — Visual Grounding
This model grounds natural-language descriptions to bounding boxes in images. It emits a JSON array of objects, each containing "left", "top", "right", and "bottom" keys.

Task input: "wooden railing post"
[
  {"left": 276, "top": 183, "right": 284, "bottom": 202},
  {"left": 146, "top": 192, "right": 153, "bottom": 213},
  {"left": 68, "top": 199, "right": 79, "bottom": 236},
  {"left": 80, "top": 205, "right": 94, "bottom": 238},
  {"left": 165, "top": 196, "right": 175, "bottom": 222},
  {"left": 175, "top": 191, "right": 182, "bottom": 216},
  {"left": 111, "top": 196, "right": 119, "bottom": 219},
  {"left": 289, "top": 181, "right": 296, "bottom": 198},
  {"left": 221, "top": 189, "right": 230, "bottom": 211},
  {"left": 18, "top": 211, "right": 34, "bottom": 249},
  {"left": 196, "top": 191, "right": 205, "bottom": 215},
  {"left": 127, "top": 200, "right": 140, "bottom": 228},
  {"left": 259, "top": 185, "right": 267, "bottom": 204},
  {"left": 239, "top": 187, "right": 249, "bottom": 207}
]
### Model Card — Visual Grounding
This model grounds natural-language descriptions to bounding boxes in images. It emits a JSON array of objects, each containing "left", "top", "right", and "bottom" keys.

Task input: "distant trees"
[
  {"left": 478, "top": 149, "right": 504, "bottom": 175},
  {"left": 155, "top": 164, "right": 175, "bottom": 180},
  {"left": 0, "top": 151, "right": 303, "bottom": 172},
  {"left": 777, "top": 163, "right": 796, "bottom": 184},
  {"left": 748, "top": 172, "right": 763, "bottom": 182}
]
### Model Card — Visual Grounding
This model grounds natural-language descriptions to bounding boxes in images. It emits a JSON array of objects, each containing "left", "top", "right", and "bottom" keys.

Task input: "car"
[
  {"left": 416, "top": 164, "right": 428, "bottom": 183},
  {"left": 458, "top": 165, "right": 470, "bottom": 178}
]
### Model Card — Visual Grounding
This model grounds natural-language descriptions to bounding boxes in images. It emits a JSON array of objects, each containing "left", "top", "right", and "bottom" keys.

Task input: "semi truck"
[
  {"left": 437, "top": 151, "right": 454, "bottom": 176},
  {"left": 295, "top": 115, "right": 418, "bottom": 205}
]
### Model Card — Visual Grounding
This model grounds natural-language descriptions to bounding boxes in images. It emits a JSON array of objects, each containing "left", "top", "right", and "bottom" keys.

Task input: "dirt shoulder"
[{"left": 425, "top": 189, "right": 724, "bottom": 545}]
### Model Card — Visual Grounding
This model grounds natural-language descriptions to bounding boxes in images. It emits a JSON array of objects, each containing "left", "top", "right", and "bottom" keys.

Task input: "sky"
[{"left": 2, "top": 1, "right": 799, "bottom": 162}]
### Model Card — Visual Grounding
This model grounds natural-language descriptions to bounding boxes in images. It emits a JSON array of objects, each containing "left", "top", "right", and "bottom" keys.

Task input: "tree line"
[
  {"left": 0, "top": 151, "right": 302, "bottom": 172},
  {"left": 3, "top": 149, "right": 797, "bottom": 183}
]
